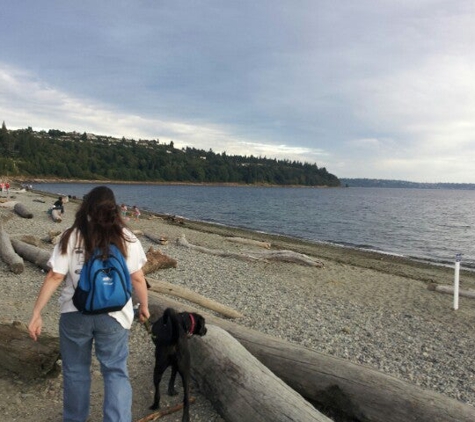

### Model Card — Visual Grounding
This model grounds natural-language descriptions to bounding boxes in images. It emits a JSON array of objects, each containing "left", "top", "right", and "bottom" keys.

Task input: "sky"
[{"left": 1, "top": 1, "right": 474, "bottom": 183}]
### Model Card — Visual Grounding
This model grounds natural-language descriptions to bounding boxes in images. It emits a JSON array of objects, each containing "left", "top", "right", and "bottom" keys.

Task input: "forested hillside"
[{"left": 0, "top": 123, "right": 340, "bottom": 186}]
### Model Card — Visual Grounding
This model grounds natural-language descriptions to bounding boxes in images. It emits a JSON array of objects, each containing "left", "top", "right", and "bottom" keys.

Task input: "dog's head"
[{"left": 189, "top": 312, "right": 207, "bottom": 337}]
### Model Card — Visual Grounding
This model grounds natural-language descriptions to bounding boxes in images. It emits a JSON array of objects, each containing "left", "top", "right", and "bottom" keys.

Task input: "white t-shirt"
[{"left": 48, "top": 228, "right": 147, "bottom": 329}]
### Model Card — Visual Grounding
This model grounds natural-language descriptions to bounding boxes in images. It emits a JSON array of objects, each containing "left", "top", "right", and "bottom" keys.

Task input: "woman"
[{"left": 28, "top": 186, "right": 150, "bottom": 422}]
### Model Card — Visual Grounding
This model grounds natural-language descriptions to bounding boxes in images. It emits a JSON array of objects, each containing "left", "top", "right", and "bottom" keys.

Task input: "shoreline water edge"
[{"left": 1, "top": 185, "right": 475, "bottom": 421}]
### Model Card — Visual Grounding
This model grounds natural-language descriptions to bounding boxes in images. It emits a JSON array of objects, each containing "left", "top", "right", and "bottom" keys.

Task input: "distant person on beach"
[
  {"left": 121, "top": 203, "right": 128, "bottom": 218},
  {"left": 28, "top": 186, "right": 150, "bottom": 422},
  {"left": 53, "top": 196, "right": 65, "bottom": 214},
  {"left": 5, "top": 182, "right": 9, "bottom": 194},
  {"left": 132, "top": 205, "right": 141, "bottom": 220}
]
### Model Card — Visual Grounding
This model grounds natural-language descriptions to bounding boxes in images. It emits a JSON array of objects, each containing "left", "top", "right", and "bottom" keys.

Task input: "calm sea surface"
[{"left": 36, "top": 183, "right": 475, "bottom": 269}]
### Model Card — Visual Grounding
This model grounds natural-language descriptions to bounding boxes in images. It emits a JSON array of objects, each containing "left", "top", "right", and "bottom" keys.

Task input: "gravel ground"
[{"left": 1, "top": 188, "right": 475, "bottom": 421}]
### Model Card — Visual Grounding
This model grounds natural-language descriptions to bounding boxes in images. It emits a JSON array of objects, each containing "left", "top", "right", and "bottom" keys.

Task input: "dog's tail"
[{"left": 163, "top": 307, "right": 180, "bottom": 344}]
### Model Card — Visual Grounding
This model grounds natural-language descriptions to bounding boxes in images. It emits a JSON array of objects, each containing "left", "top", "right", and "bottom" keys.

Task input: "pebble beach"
[{"left": 1, "top": 187, "right": 475, "bottom": 421}]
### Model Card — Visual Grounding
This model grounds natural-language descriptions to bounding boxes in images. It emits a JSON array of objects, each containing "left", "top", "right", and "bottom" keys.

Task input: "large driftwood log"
[
  {"left": 148, "top": 295, "right": 475, "bottom": 422},
  {"left": 143, "top": 231, "right": 169, "bottom": 245},
  {"left": 142, "top": 246, "right": 177, "bottom": 274},
  {"left": 177, "top": 234, "right": 324, "bottom": 267},
  {"left": 11, "top": 238, "right": 51, "bottom": 271},
  {"left": 13, "top": 202, "right": 33, "bottom": 219},
  {"left": 428, "top": 283, "right": 475, "bottom": 299},
  {"left": 51, "top": 208, "right": 62, "bottom": 222},
  {"left": 0, "top": 223, "right": 25, "bottom": 274},
  {"left": 190, "top": 325, "right": 332, "bottom": 422},
  {"left": 146, "top": 277, "right": 244, "bottom": 319},
  {"left": 0, "top": 320, "right": 60, "bottom": 378},
  {"left": 225, "top": 236, "right": 271, "bottom": 249}
]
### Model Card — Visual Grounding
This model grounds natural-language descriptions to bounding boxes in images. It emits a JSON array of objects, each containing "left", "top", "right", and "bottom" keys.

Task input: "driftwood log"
[
  {"left": 190, "top": 325, "right": 332, "bottom": 422},
  {"left": 146, "top": 277, "right": 243, "bottom": 319},
  {"left": 135, "top": 397, "right": 196, "bottom": 422},
  {"left": 51, "top": 208, "right": 62, "bottom": 222},
  {"left": 148, "top": 295, "right": 475, "bottom": 422},
  {"left": 11, "top": 238, "right": 51, "bottom": 271},
  {"left": 13, "top": 202, "right": 33, "bottom": 219},
  {"left": 142, "top": 246, "right": 177, "bottom": 274},
  {"left": 143, "top": 231, "right": 169, "bottom": 245},
  {"left": 0, "top": 320, "right": 60, "bottom": 378},
  {"left": 20, "top": 235, "right": 43, "bottom": 247},
  {"left": 225, "top": 236, "right": 271, "bottom": 249},
  {"left": 0, "top": 223, "right": 25, "bottom": 274},
  {"left": 177, "top": 234, "right": 324, "bottom": 267},
  {"left": 428, "top": 283, "right": 475, "bottom": 299}
]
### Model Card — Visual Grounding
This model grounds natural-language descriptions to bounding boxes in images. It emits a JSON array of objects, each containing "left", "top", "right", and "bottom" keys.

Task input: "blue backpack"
[{"left": 73, "top": 244, "right": 132, "bottom": 314}]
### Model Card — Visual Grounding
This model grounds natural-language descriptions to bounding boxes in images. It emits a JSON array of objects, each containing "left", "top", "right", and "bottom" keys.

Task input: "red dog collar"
[{"left": 188, "top": 313, "right": 196, "bottom": 336}]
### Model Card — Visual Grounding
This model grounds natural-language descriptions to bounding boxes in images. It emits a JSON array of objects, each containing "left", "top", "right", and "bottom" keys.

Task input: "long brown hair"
[{"left": 59, "top": 186, "right": 129, "bottom": 259}]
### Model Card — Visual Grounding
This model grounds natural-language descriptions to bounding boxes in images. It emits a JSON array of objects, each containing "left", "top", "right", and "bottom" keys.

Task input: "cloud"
[{"left": 0, "top": 63, "right": 330, "bottom": 166}]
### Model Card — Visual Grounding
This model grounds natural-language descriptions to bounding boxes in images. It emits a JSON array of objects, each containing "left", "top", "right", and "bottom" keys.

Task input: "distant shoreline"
[{"left": 14, "top": 177, "right": 339, "bottom": 189}]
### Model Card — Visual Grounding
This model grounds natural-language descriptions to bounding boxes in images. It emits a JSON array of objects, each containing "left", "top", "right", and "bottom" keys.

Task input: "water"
[{"left": 36, "top": 183, "right": 475, "bottom": 269}]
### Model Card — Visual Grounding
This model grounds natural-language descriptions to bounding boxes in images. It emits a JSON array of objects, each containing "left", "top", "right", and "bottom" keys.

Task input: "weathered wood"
[
  {"left": 11, "top": 238, "right": 51, "bottom": 271},
  {"left": 148, "top": 295, "right": 475, "bottom": 422},
  {"left": 13, "top": 202, "right": 33, "bottom": 219},
  {"left": 20, "top": 235, "right": 43, "bottom": 247},
  {"left": 0, "top": 223, "right": 25, "bottom": 274},
  {"left": 146, "top": 277, "right": 244, "bottom": 319},
  {"left": 47, "top": 229, "right": 63, "bottom": 245},
  {"left": 428, "top": 283, "right": 475, "bottom": 299},
  {"left": 135, "top": 397, "right": 196, "bottom": 422},
  {"left": 143, "top": 231, "right": 169, "bottom": 245},
  {"left": 142, "top": 246, "right": 177, "bottom": 274},
  {"left": 177, "top": 234, "right": 324, "bottom": 267},
  {"left": 0, "top": 320, "right": 60, "bottom": 378},
  {"left": 190, "top": 325, "right": 332, "bottom": 422},
  {"left": 225, "top": 236, "right": 271, "bottom": 249},
  {"left": 51, "top": 208, "right": 62, "bottom": 222}
]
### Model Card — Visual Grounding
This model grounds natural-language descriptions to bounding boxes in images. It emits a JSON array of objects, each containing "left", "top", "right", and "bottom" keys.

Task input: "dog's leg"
[
  {"left": 167, "top": 364, "right": 178, "bottom": 396},
  {"left": 181, "top": 371, "right": 190, "bottom": 422},
  {"left": 150, "top": 360, "right": 167, "bottom": 410},
  {"left": 178, "top": 353, "right": 191, "bottom": 422}
]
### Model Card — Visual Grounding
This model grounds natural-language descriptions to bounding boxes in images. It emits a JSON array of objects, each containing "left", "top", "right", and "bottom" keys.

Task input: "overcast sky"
[{"left": 1, "top": 1, "right": 474, "bottom": 182}]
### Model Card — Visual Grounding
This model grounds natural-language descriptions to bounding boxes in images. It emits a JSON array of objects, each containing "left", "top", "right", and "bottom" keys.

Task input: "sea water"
[{"left": 36, "top": 183, "right": 475, "bottom": 269}]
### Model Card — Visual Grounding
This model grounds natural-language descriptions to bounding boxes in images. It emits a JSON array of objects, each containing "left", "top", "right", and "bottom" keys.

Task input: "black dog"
[{"left": 149, "top": 307, "right": 207, "bottom": 422}]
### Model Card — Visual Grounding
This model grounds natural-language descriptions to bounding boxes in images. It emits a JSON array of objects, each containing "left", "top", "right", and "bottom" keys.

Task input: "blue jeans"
[{"left": 59, "top": 312, "right": 132, "bottom": 422}]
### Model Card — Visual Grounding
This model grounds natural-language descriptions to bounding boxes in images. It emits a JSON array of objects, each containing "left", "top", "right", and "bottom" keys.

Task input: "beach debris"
[
  {"left": 165, "top": 215, "right": 185, "bottom": 225},
  {"left": 0, "top": 223, "right": 25, "bottom": 274},
  {"left": 19, "top": 235, "right": 43, "bottom": 247},
  {"left": 149, "top": 294, "right": 475, "bottom": 422},
  {"left": 143, "top": 231, "right": 169, "bottom": 245},
  {"left": 146, "top": 276, "right": 244, "bottom": 319},
  {"left": 190, "top": 325, "right": 331, "bottom": 422},
  {"left": 11, "top": 238, "right": 51, "bottom": 271},
  {"left": 428, "top": 283, "right": 475, "bottom": 299},
  {"left": 47, "top": 229, "right": 63, "bottom": 245},
  {"left": 0, "top": 320, "right": 60, "bottom": 379},
  {"left": 50, "top": 208, "right": 62, "bottom": 222},
  {"left": 13, "top": 202, "right": 34, "bottom": 219},
  {"left": 0, "top": 200, "right": 18, "bottom": 208},
  {"left": 142, "top": 246, "right": 177, "bottom": 274},
  {"left": 136, "top": 397, "right": 196, "bottom": 422},
  {"left": 177, "top": 234, "right": 324, "bottom": 267},
  {"left": 225, "top": 236, "right": 271, "bottom": 249}
]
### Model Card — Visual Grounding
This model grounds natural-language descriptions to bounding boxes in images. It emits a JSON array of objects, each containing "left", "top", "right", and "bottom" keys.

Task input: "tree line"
[{"left": 0, "top": 123, "right": 340, "bottom": 187}]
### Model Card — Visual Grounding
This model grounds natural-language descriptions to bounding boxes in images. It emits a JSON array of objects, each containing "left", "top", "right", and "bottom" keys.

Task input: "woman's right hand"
[{"left": 28, "top": 313, "right": 43, "bottom": 341}]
